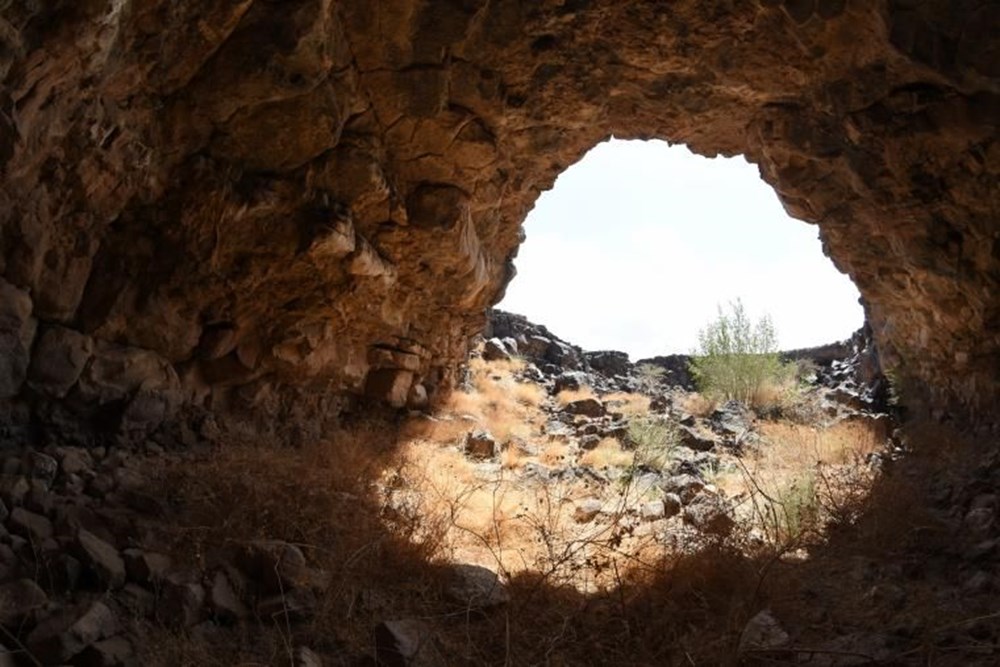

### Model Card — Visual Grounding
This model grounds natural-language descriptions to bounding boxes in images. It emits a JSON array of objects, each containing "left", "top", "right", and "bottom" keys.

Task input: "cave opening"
[{"left": 500, "top": 138, "right": 865, "bottom": 359}]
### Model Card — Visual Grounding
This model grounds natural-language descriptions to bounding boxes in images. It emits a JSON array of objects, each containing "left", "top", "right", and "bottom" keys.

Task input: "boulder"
[
  {"left": 0, "top": 279, "right": 35, "bottom": 398},
  {"left": 683, "top": 493, "right": 735, "bottom": 537},
  {"left": 562, "top": 398, "right": 605, "bottom": 418},
  {"left": 27, "top": 326, "right": 94, "bottom": 397},
  {"left": 482, "top": 337, "right": 512, "bottom": 362},
  {"left": 445, "top": 563, "right": 509, "bottom": 609},
  {"left": 738, "top": 610, "right": 789, "bottom": 654},
  {"left": 0, "top": 579, "right": 47, "bottom": 624},
  {"left": 463, "top": 430, "right": 496, "bottom": 459},
  {"left": 573, "top": 498, "right": 603, "bottom": 523},
  {"left": 75, "top": 528, "right": 126, "bottom": 588},
  {"left": 677, "top": 425, "right": 718, "bottom": 452},
  {"left": 375, "top": 619, "right": 438, "bottom": 667},
  {"left": 27, "top": 601, "right": 119, "bottom": 664},
  {"left": 364, "top": 368, "right": 414, "bottom": 408}
]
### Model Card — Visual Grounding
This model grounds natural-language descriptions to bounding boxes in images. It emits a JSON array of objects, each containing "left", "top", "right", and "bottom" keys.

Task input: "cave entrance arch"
[{"left": 501, "top": 138, "right": 864, "bottom": 359}]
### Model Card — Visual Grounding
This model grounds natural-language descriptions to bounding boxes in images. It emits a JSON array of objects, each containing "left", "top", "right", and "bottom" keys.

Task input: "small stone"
[
  {"left": 80, "top": 635, "right": 135, "bottom": 667},
  {"left": 161, "top": 572, "right": 206, "bottom": 627},
  {"left": 118, "top": 583, "right": 155, "bottom": 618},
  {"left": 8, "top": 507, "right": 53, "bottom": 542},
  {"left": 663, "top": 493, "right": 682, "bottom": 518},
  {"left": 45, "top": 553, "right": 83, "bottom": 593},
  {"left": 26, "top": 601, "right": 119, "bottom": 664},
  {"left": 573, "top": 498, "right": 603, "bottom": 523},
  {"left": 375, "top": 619, "right": 436, "bottom": 666},
  {"left": 0, "top": 579, "right": 47, "bottom": 623},
  {"left": 463, "top": 430, "right": 497, "bottom": 460},
  {"left": 482, "top": 338, "right": 512, "bottom": 362},
  {"left": 295, "top": 646, "right": 324, "bottom": 667},
  {"left": 0, "top": 476, "right": 29, "bottom": 507},
  {"left": 663, "top": 474, "right": 705, "bottom": 504},
  {"left": 683, "top": 493, "right": 735, "bottom": 537},
  {"left": 235, "top": 540, "right": 307, "bottom": 595},
  {"left": 445, "top": 564, "right": 509, "bottom": 609},
  {"left": 76, "top": 528, "right": 126, "bottom": 588},
  {"left": 563, "top": 398, "right": 605, "bottom": 418},
  {"left": 123, "top": 549, "right": 172, "bottom": 584},
  {"left": 58, "top": 448, "right": 93, "bottom": 477},
  {"left": 209, "top": 570, "right": 248, "bottom": 622},
  {"left": 640, "top": 500, "right": 665, "bottom": 521},
  {"left": 257, "top": 587, "right": 316, "bottom": 622},
  {"left": 739, "top": 609, "right": 789, "bottom": 654},
  {"left": 27, "top": 451, "right": 58, "bottom": 486}
]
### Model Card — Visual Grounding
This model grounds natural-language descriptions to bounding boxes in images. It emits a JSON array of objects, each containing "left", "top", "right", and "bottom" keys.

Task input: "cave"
[{"left": 1, "top": 0, "right": 998, "bottom": 664}]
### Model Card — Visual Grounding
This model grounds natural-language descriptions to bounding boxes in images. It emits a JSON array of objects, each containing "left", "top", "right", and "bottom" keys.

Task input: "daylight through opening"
[{"left": 387, "top": 140, "right": 892, "bottom": 594}]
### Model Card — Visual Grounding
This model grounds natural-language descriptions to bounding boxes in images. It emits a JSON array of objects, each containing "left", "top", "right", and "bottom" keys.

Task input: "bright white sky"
[{"left": 498, "top": 139, "right": 864, "bottom": 360}]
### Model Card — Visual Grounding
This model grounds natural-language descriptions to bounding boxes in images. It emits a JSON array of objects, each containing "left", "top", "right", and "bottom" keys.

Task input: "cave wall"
[{"left": 0, "top": 0, "right": 997, "bottom": 440}]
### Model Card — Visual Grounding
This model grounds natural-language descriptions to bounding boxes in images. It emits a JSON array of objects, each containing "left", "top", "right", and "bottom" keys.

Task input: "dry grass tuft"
[
  {"left": 680, "top": 392, "right": 717, "bottom": 417},
  {"left": 556, "top": 386, "right": 597, "bottom": 405},
  {"left": 602, "top": 391, "right": 651, "bottom": 417},
  {"left": 579, "top": 437, "right": 634, "bottom": 469}
]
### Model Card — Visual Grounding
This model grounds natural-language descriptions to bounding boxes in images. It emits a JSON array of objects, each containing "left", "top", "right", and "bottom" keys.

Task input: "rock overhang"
[{"left": 0, "top": 0, "right": 997, "bottom": 439}]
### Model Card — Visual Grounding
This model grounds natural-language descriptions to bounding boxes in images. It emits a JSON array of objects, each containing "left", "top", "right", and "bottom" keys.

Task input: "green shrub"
[
  {"left": 689, "top": 299, "right": 795, "bottom": 408},
  {"left": 626, "top": 416, "right": 677, "bottom": 472}
]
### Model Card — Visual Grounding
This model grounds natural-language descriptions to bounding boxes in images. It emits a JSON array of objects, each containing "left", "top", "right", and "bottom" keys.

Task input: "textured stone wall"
[{"left": 0, "top": 0, "right": 997, "bottom": 439}]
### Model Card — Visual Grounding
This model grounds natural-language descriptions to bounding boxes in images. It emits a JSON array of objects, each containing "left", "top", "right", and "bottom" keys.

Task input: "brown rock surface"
[{"left": 0, "top": 1, "right": 997, "bottom": 429}]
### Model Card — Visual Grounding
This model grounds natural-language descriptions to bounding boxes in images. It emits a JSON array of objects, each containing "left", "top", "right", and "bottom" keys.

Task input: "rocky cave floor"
[{"left": 0, "top": 317, "right": 998, "bottom": 666}]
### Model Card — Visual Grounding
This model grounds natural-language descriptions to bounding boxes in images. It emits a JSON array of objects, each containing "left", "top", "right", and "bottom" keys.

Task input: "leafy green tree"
[{"left": 689, "top": 299, "right": 794, "bottom": 406}]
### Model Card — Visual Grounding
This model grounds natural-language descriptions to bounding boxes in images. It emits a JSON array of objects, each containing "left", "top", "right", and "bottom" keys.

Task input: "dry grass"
[
  {"left": 713, "top": 416, "right": 884, "bottom": 545},
  {"left": 580, "top": 437, "right": 635, "bottom": 469},
  {"left": 146, "top": 374, "right": 981, "bottom": 666},
  {"left": 679, "top": 392, "right": 717, "bottom": 417},
  {"left": 556, "top": 386, "right": 597, "bottom": 405},
  {"left": 602, "top": 391, "right": 651, "bottom": 417}
]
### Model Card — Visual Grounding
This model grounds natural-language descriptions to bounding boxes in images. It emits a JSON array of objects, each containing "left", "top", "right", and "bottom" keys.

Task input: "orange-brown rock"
[{"left": 0, "top": 1, "right": 997, "bottom": 431}]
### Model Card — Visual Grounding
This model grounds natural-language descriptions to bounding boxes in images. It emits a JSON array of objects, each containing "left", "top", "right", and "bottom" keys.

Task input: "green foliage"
[
  {"left": 635, "top": 363, "right": 667, "bottom": 393},
  {"left": 774, "top": 473, "right": 819, "bottom": 543},
  {"left": 626, "top": 416, "right": 677, "bottom": 473},
  {"left": 689, "top": 299, "right": 795, "bottom": 407}
]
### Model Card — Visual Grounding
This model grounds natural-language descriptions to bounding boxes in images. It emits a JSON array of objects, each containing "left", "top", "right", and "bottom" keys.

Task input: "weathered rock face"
[{"left": 0, "top": 1, "right": 997, "bottom": 433}]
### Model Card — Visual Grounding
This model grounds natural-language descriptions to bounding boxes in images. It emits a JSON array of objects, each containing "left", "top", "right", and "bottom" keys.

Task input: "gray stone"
[
  {"left": 562, "top": 398, "right": 605, "bottom": 418},
  {"left": 364, "top": 368, "right": 414, "bottom": 408},
  {"left": 0, "top": 278, "right": 35, "bottom": 399},
  {"left": 295, "top": 646, "right": 324, "bottom": 667},
  {"left": 463, "top": 430, "right": 497, "bottom": 459},
  {"left": 663, "top": 492, "right": 682, "bottom": 518},
  {"left": 641, "top": 500, "right": 665, "bottom": 521},
  {"left": 257, "top": 586, "right": 316, "bottom": 622},
  {"left": 209, "top": 570, "right": 248, "bottom": 622},
  {"left": 235, "top": 540, "right": 308, "bottom": 594},
  {"left": 161, "top": 572, "right": 206, "bottom": 627},
  {"left": 573, "top": 498, "right": 603, "bottom": 523},
  {"left": 123, "top": 549, "right": 172, "bottom": 584},
  {"left": 27, "top": 600, "right": 119, "bottom": 664},
  {"left": 375, "top": 619, "right": 437, "bottom": 667},
  {"left": 683, "top": 493, "right": 735, "bottom": 537},
  {"left": 27, "top": 326, "right": 94, "bottom": 397},
  {"left": 27, "top": 451, "right": 58, "bottom": 486},
  {"left": 0, "top": 578, "right": 47, "bottom": 623},
  {"left": 677, "top": 425, "right": 718, "bottom": 452},
  {"left": 76, "top": 528, "right": 126, "bottom": 588},
  {"left": 80, "top": 635, "right": 136, "bottom": 667},
  {"left": 8, "top": 507, "right": 53, "bottom": 542},
  {"left": 482, "top": 337, "right": 512, "bottom": 362},
  {"left": 445, "top": 563, "right": 509, "bottom": 609},
  {"left": 738, "top": 609, "right": 789, "bottom": 654},
  {"left": 663, "top": 474, "right": 706, "bottom": 504}
]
